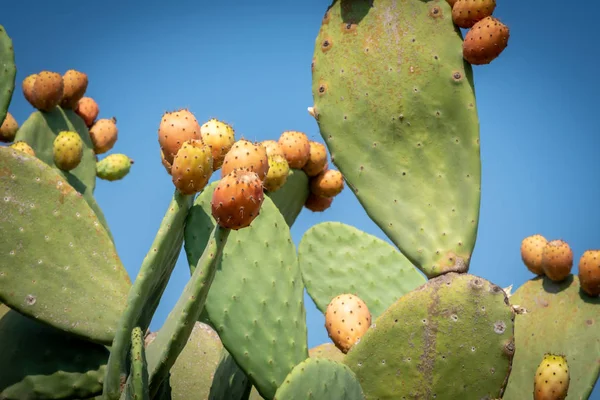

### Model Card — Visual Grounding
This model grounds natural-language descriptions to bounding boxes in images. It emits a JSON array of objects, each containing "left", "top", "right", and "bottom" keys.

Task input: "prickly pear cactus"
[
  {"left": 0, "top": 25, "right": 15, "bottom": 127},
  {"left": 311, "top": 0, "right": 481, "bottom": 278},
  {"left": 503, "top": 275, "right": 600, "bottom": 400},
  {"left": 345, "top": 273, "right": 515, "bottom": 399},
  {"left": 0, "top": 147, "right": 131, "bottom": 345},
  {"left": 266, "top": 169, "right": 310, "bottom": 227}
]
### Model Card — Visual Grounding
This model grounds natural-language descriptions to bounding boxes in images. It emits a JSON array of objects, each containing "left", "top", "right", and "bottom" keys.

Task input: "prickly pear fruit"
[
  {"left": 158, "top": 109, "right": 201, "bottom": 164},
  {"left": 261, "top": 139, "right": 285, "bottom": 158},
  {"left": 302, "top": 141, "right": 328, "bottom": 177},
  {"left": 264, "top": 154, "right": 290, "bottom": 192},
  {"left": 521, "top": 234, "right": 548, "bottom": 276},
  {"left": 533, "top": 353, "right": 570, "bottom": 400},
  {"left": 541, "top": 240, "right": 573, "bottom": 282},
  {"left": 53, "top": 131, "right": 84, "bottom": 171},
  {"left": 171, "top": 139, "right": 213, "bottom": 195},
  {"left": 325, "top": 294, "right": 371, "bottom": 354},
  {"left": 60, "top": 69, "right": 88, "bottom": 109},
  {"left": 97, "top": 154, "right": 134, "bottom": 181},
  {"left": 0, "top": 112, "right": 18, "bottom": 142},
  {"left": 22, "top": 74, "right": 37, "bottom": 106},
  {"left": 211, "top": 168, "right": 265, "bottom": 230},
  {"left": 89, "top": 117, "right": 118, "bottom": 154},
  {"left": 9, "top": 141, "right": 35, "bottom": 157},
  {"left": 278, "top": 131, "right": 311, "bottom": 169},
  {"left": 221, "top": 139, "right": 269, "bottom": 181},
  {"left": 75, "top": 97, "right": 99, "bottom": 127},
  {"left": 31, "top": 71, "right": 64, "bottom": 112},
  {"left": 446, "top": 0, "right": 459, "bottom": 7},
  {"left": 463, "top": 16, "right": 510, "bottom": 65},
  {"left": 200, "top": 118, "right": 235, "bottom": 170},
  {"left": 452, "top": 0, "right": 496, "bottom": 28},
  {"left": 310, "top": 169, "right": 344, "bottom": 198},
  {"left": 304, "top": 193, "right": 333, "bottom": 212},
  {"left": 160, "top": 149, "right": 172, "bottom": 175},
  {"left": 578, "top": 250, "right": 600, "bottom": 297}
]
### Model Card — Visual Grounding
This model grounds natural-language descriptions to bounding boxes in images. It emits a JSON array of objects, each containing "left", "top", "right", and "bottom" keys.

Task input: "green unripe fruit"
[
  {"left": 97, "top": 153, "right": 134, "bottom": 181},
  {"left": 53, "top": 130, "right": 83, "bottom": 171}
]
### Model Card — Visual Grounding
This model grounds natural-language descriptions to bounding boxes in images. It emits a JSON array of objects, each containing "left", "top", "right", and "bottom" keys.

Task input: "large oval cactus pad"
[
  {"left": 0, "top": 147, "right": 131, "bottom": 345},
  {"left": 502, "top": 275, "right": 600, "bottom": 400},
  {"left": 0, "top": 306, "right": 108, "bottom": 399},
  {"left": 311, "top": 0, "right": 481, "bottom": 278},
  {"left": 184, "top": 182, "right": 309, "bottom": 400},
  {"left": 299, "top": 221, "right": 426, "bottom": 319},
  {"left": 345, "top": 273, "right": 515, "bottom": 399},
  {"left": 266, "top": 169, "right": 310, "bottom": 227},
  {"left": 0, "top": 25, "right": 16, "bottom": 127}
]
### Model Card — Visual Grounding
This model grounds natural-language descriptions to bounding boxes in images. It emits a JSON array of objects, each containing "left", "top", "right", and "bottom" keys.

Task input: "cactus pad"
[
  {"left": 266, "top": 169, "right": 310, "bottom": 227},
  {"left": 0, "top": 306, "right": 108, "bottom": 399},
  {"left": 208, "top": 349, "right": 252, "bottom": 400},
  {"left": 502, "top": 275, "right": 600, "bottom": 400},
  {"left": 184, "top": 182, "right": 309, "bottom": 400},
  {"left": 311, "top": 0, "right": 481, "bottom": 278},
  {"left": 0, "top": 25, "right": 15, "bottom": 127},
  {"left": 124, "top": 327, "right": 150, "bottom": 400},
  {"left": 0, "top": 147, "right": 130, "bottom": 345},
  {"left": 309, "top": 343, "right": 346, "bottom": 363},
  {"left": 298, "top": 222, "right": 426, "bottom": 318},
  {"left": 344, "top": 273, "right": 515, "bottom": 399},
  {"left": 273, "top": 358, "right": 365, "bottom": 400}
]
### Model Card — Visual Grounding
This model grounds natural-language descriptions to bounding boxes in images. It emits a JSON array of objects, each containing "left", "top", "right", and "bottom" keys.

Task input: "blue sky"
[{"left": 3, "top": 0, "right": 599, "bottom": 397}]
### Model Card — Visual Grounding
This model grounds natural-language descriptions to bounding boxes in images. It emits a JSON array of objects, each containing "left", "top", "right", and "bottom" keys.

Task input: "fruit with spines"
[
  {"left": 541, "top": 240, "right": 573, "bottom": 282},
  {"left": 221, "top": 139, "right": 269, "bottom": 181},
  {"left": 310, "top": 169, "right": 344, "bottom": 198},
  {"left": 446, "top": 0, "right": 459, "bottom": 6},
  {"left": 60, "top": 69, "right": 88, "bottom": 109},
  {"left": 200, "top": 118, "right": 235, "bottom": 170},
  {"left": 158, "top": 109, "right": 202, "bottom": 164},
  {"left": 10, "top": 141, "right": 35, "bottom": 156},
  {"left": 89, "top": 117, "right": 118, "bottom": 155},
  {"left": 31, "top": 71, "right": 64, "bottom": 111},
  {"left": 21, "top": 74, "right": 37, "bottom": 106},
  {"left": 578, "top": 250, "right": 600, "bottom": 297},
  {"left": 97, "top": 153, "right": 134, "bottom": 181},
  {"left": 521, "top": 234, "right": 548, "bottom": 275},
  {"left": 160, "top": 149, "right": 172, "bottom": 175},
  {"left": 303, "top": 140, "right": 328, "bottom": 177},
  {"left": 171, "top": 139, "right": 213, "bottom": 195},
  {"left": 463, "top": 16, "right": 510, "bottom": 65},
  {"left": 325, "top": 294, "right": 371, "bottom": 354},
  {"left": 533, "top": 353, "right": 570, "bottom": 400},
  {"left": 53, "top": 130, "right": 84, "bottom": 171},
  {"left": 263, "top": 154, "right": 289, "bottom": 192},
  {"left": 278, "top": 130, "right": 311, "bottom": 168},
  {"left": 261, "top": 139, "right": 285, "bottom": 158},
  {"left": 452, "top": 0, "right": 496, "bottom": 28},
  {"left": 211, "top": 169, "right": 265, "bottom": 230},
  {"left": 75, "top": 96, "right": 99, "bottom": 127},
  {"left": 0, "top": 111, "right": 18, "bottom": 142},
  {"left": 304, "top": 192, "right": 333, "bottom": 212}
]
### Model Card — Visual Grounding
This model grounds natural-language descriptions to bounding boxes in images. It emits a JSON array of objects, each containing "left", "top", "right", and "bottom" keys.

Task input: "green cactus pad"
[
  {"left": 309, "top": 343, "right": 346, "bottom": 363},
  {"left": 124, "top": 327, "right": 150, "bottom": 400},
  {"left": 208, "top": 349, "right": 253, "bottom": 400},
  {"left": 298, "top": 222, "right": 426, "bottom": 319},
  {"left": 502, "top": 275, "right": 600, "bottom": 400},
  {"left": 273, "top": 358, "right": 365, "bottom": 400},
  {"left": 311, "top": 0, "right": 481, "bottom": 278},
  {"left": 0, "top": 25, "right": 16, "bottom": 128},
  {"left": 184, "top": 182, "right": 309, "bottom": 400},
  {"left": 13, "top": 107, "right": 112, "bottom": 237},
  {"left": 266, "top": 169, "right": 310, "bottom": 227},
  {"left": 0, "top": 306, "right": 108, "bottom": 399},
  {"left": 345, "top": 273, "right": 515, "bottom": 399},
  {"left": 104, "top": 191, "right": 194, "bottom": 400},
  {"left": 0, "top": 147, "right": 130, "bottom": 345}
]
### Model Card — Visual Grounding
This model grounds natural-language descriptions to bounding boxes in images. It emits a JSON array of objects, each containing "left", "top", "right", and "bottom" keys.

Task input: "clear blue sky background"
[{"left": 3, "top": 0, "right": 599, "bottom": 397}]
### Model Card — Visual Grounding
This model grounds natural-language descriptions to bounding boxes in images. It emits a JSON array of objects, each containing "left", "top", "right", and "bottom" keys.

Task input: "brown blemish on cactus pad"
[
  {"left": 429, "top": 6, "right": 443, "bottom": 18},
  {"left": 321, "top": 38, "right": 333, "bottom": 53},
  {"left": 318, "top": 83, "right": 328, "bottom": 96},
  {"left": 502, "top": 338, "right": 515, "bottom": 359},
  {"left": 452, "top": 71, "right": 463, "bottom": 82},
  {"left": 342, "top": 22, "right": 358, "bottom": 34},
  {"left": 434, "top": 251, "right": 469, "bottom": 276}
]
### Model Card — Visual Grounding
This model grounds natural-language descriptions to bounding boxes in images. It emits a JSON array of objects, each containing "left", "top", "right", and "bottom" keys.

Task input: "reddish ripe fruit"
[
  {"left": 463, "top": 16, "right": 510, "bottom": 65},
  {"left": 325, "top": 294, "right": 372, "bottom": 354},
  {"left": 452, "top": 0, "right": 496, "bottom": 29},
  {"left": 75, "top": 97, "right": 99, "bottom": 127},
  {"left": 89, "top": 117, "right": 118, "bottom": 154},
  {"left": 278, "top": 131, "right": 311, "bottom": 169},
  {"left": 520, "top": 234, "right": 548, "bottom": 276},
  {"left": 304, "top": 192, "right": 333, "bottom": 212},
  {"left": 446, "top": 0, "right": 459, "bottom": 7},
  {"left": 303, "top": 141, "right": 328, "bottom": 177},
  {"left": 160, "top": 149, "right": 172, "bottom": 175},
  {"left": 211, "top": 169, "right": 265, "bottom": 230},
  {"left": 60, "top": 69, "right": 89, "bottom": 109},
  {"left": 310, "top": 169, "right": 345, "bottom": 197},
  {"left": 541, "top": 240, "right": 573, "bottom": 282},
  {"left": 578, "top": 250, "right": 600, "bottom": 297},
  {"left": 31, "top": 71, "right": 64, "bottom": 111},
  {"left": 221, "top": 139, "right": 269, "bottom": 181},
  {"left": 158, "top": 109, "right": 202, "bottom": 165},
  {"left": 0, "top": 112, "right": 19, "bottom": 143},
  {"left": 22, "top": 74, "right": 37, "bottom": 107}
]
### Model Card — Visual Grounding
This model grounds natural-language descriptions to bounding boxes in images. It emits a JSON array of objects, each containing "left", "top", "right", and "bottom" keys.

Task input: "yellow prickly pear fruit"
[
  {"left": 31, "top": 71, "right": 64, "bottom": 112},
  {"left": 60, "top": 69, "right": 89, "bottom": 109},
  {"left": 0, "top": 112, "right": 19, "bottom": 143},
  {"left": 541, "top": 240, "right": 573, "bottom": 282},
  {"left": 302, "top": 141, "right": 328, "bottom": 177},
  {"left": 75, "top": 97, "right": 99, "bottom": 128},
  {"left": 261, "top": 139, "right": 285, "bottom": 158},
  {"left": 304, "top": 193, "right": 333, "bottom": 212},
  {"left": 158, "top": 109, "right": 201, "bottom": 165},
  {"left": 325, "top": 294, "right": 371, "bottom": 354},
  {"left": 278, "top": 131, "right": 311, "bottom": 169},
  {"left": 520, "top": 234, "right": 548, "bottom": 275},
  {"left": 89, "top": 117, "right": 118, "bottom": 154},
  {"left": 171, "top": 139, "right": 213, "bottom": 195},
  {"left": 578, "top": 250, "right": 600, "bottom": 297},
  {"left": 9, "top": 141, "right": 35, "bottom": 157},
  {"left": 533, "top": 353, "right": 570, "bottom": 400},
  {"left": 22, "top": 74, "right": 37, "bottom": 106},
  {"left": 221, "top": 139, "right": 269, "bottom": 181},
  {"left": 53, "top": 131, "right": 84, "bottom": 171},
  {"left": 200, "top": 118, "right": 235, "bottom": 170},
  {"left": 97, "top": 154, "right": 134, "bottom": 182},
  {"left": 263, "top": 154, "right": 290, "bottom": 192},
  {"left": 310, "top": 169, "right": 344, "bottom": 198}
]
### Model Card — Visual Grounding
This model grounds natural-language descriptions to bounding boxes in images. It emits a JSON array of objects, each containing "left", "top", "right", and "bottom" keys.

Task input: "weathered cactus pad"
[
  {"left": 0, "top": 305, "right": 108, "bottom": 399},
  {"left": 0, "top": 147, "right": 130, "bottom": 345},
  {"left": 299, "top": 221, "right": 426, "bottom": 319},
  {"left": 344, "top": 273, "right": 515, "bottom": 399},
  {"left": 309, "top": 343, "right": 346, "bottom": 363},
  {"left": 0, "top": 25, "right": 15, "bottom": 127},
  {"left": 184, "top": 182, "right": 308, "bottom": 399},
  {"left": 311, "top": 0, "right": 481, "bottom": 278},
  {"left": 266, "top": 169, "right": 310, "bottom": 227},
  {"left": 208, "top": 348, "right": 252, "bottom": 400},
  {"left": 502, "top": 275, "right": 600, "bottom": 400},
  {"left": 273, "top": 358, "right": 365, "bottom": 400}
]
